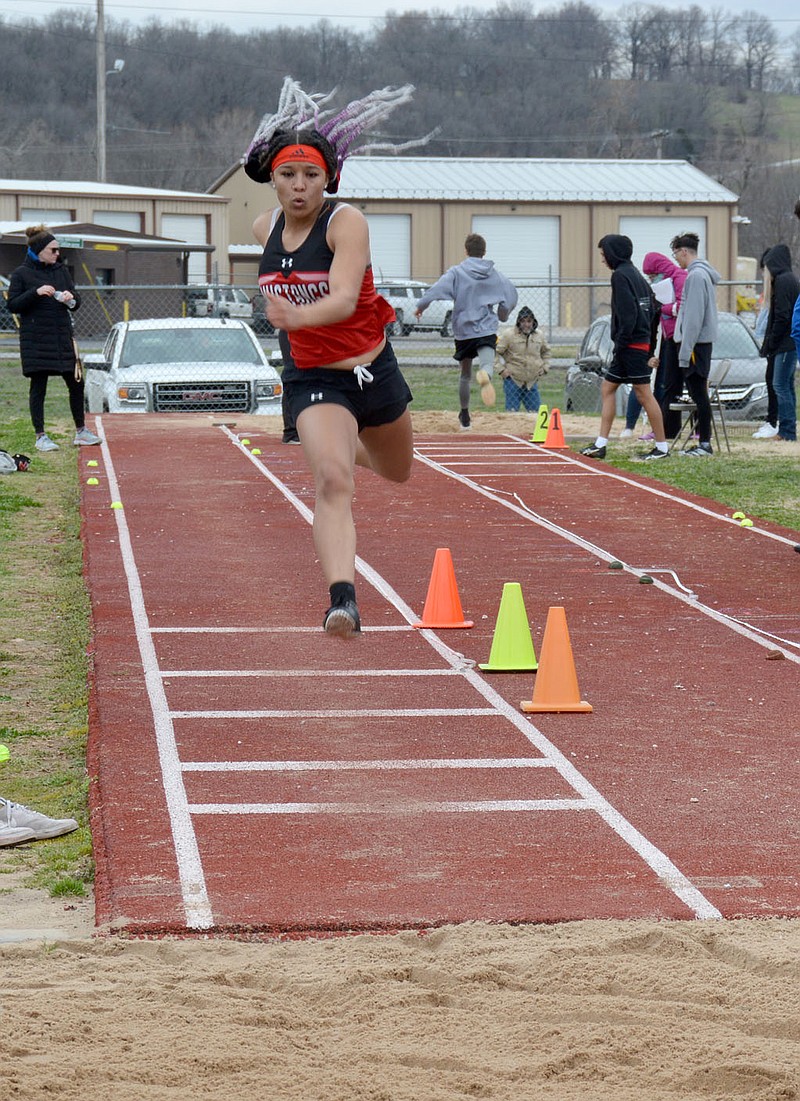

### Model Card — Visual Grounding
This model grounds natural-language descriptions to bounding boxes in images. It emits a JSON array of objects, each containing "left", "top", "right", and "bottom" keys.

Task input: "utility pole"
[{"left": 96, "top": 0, "right": 107, "bottom": 182}]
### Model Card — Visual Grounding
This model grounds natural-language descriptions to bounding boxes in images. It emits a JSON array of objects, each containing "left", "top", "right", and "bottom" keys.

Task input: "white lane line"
[
  {"left": 95, "top": 418, "right": 213, "bottom": 930},
  {"left": 151, "top": 625, "right": 413, "bottom": 633},
  {"left": 220, "top": 428, "right": 722, "bottom": 920},
  {"left": 182, "top": 757, "right": 555, "bottom": 772},
  {"left": 190, "top": 799, "right": 589, "bottom": 815},
  {"left": 414, "top": 446, "right": 800, "bottom": 662},
  {"left": 170, "top": 708, "right": 499, "bottom": 719},
  {"left": 505, "top": 434, "right": 800, "bottom": 548},
  {"left": 161, "top": 667, "right": 464, "bottom": 678}
]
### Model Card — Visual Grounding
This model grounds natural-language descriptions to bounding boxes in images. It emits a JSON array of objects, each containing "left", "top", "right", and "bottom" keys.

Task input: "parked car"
[
  {"left": 376, "top": 279, "right": 454, "bottom": 337},
  {"left": 248, "top": 293, "right": 276, "bottom": 336},
  {"left": 564, "top": 311, "right": 769, "bottom": 420},
  {"left": 83, "top": 318, "right": 283, "bottom": 414},
  {"left": 0, "top": 275, "right": 15, "bottom": 331},
  {"left": 185, "top": 284, "right": 253, "bottom": 322}
]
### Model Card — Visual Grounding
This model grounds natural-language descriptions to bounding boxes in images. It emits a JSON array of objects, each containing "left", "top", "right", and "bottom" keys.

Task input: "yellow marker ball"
[
  {"left": 240, "top": 438, "right": 250, "bottom": 446},
  {"left": 251, "top": 448, "right": 262, "bottom": 455},
  {"left": 732, "top": 511, "right": 746, "bottom": 520},
  {"left": 86, "top": 477, "right": 99, "bottom": 485},
  {"left": 0, "top": 743, "right": 10, "bottom": 762},
  {"left": 111, "top": 501, "right": 123, "bottom": 509},
  {"left": 87, "top": 459, "right": 99, "bottom": 467},
  {"left": 740, "top": 518, "right": 754, "bottom": 527}
]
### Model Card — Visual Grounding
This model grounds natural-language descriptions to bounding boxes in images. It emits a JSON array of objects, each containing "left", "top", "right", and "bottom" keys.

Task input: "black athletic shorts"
[
  {"left": 453, "top": 335, "right": 497, "bottom": 363},
  {"left": 285, "top": 341, "right": 412, "bottom": 432},
  {"left": 603, "top": 345, "right": 652, "bottom": 385}
]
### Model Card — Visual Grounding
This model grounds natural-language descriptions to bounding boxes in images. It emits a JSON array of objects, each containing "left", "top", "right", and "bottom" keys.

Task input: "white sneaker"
[
  {"left": 752, "top": 423, "right": 779, "bottom": 439},
  {"left": 35, "top": 434, "right": 59, "bottom": 452},
  {"left": 0, "top": 797, "right": 79, "bottom": 840},
  {"left": 74, "top": 427, "right": 101, "bottom": 446},
  {"left": 0, "top": 821, "right": 36, "bottom": 847},
  {"left": 619, "top": 428, "right": 634, "bottom": 439}
]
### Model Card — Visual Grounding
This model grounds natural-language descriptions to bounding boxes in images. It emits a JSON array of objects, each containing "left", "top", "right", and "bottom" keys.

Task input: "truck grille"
[{"left": 152, "top": 380, "right": 251, "bottom": 412}]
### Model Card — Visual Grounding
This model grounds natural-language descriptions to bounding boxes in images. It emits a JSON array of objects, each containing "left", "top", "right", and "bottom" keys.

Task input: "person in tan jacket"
[{"left": 494, "top": 307, "right": 550, "bottom": 412}]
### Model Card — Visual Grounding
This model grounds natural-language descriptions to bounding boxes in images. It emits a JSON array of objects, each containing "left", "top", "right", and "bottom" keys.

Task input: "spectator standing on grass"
[
  {"left": 6, "top": 226, "right": 100, "bottom": 453},
  {"left": 494, "top": 307, "right": 550, "bottom": 414},
  {"left": 671, "top": 231, "right": 719, "bottom": 457},
  {"left": 580, "top": 234, "right": 668, "bottom": 462},
  {"left": 414, "top": 235, "right": 517, "bottom": 431},
  {"left": 245, "top": 78, "right": 420, "bottom": 638},
  {"left": 759, "top": 244, "right": 798, "bottom": 443},
  {"left": 620, "top": 248, "right": 683, "bottom": 438},
  {"left": 752, "top": 249, "right": 779, "bottom": 439}
]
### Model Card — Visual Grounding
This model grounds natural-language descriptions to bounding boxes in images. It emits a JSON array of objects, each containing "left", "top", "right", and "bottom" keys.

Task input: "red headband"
[{"left": 271, "top": 144, "right": 329, "bottom": 173}]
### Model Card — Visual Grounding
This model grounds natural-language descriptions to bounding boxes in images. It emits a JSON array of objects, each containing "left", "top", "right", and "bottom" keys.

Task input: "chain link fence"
[{"left": 1, "top": 278, "right": 760, "bottom": 344}]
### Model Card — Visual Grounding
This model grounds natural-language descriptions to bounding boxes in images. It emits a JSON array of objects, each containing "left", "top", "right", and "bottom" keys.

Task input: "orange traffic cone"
[
  {"left": 521, "top": 606, "right": 592, "bottom": 713},
  {"left": 542, "top": 408, "right": 568, "bottom": 449},
  {"left": 414, "top": 548, "right": 474, "bottom": 629}
]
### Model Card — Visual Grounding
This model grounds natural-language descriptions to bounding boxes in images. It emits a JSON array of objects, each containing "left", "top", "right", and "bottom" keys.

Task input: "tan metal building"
[
  {"left": 0, "top": 179, "right": 229, "bottom": 283},
  {"left": 211, "top": 156, "right": 743, "bottom": 302}
]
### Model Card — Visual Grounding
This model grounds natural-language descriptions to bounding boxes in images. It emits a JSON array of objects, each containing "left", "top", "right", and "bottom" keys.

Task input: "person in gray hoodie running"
[
  {"left": 415, "top": 234, "right": 517, "bottom": 429},
  {"left": 671, "top": 231, "right": 720, "bottom": 456}
]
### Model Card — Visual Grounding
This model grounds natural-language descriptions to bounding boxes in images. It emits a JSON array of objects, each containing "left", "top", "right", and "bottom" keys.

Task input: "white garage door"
[
  {"left": 619, "top": 216, "right": 708, "bottom": 270},
  {"left": 161, "top": 214, "right": 208, "bottom": 282},
  {"left": 472, "top": 215, "right": 560, "bottom": 326},
  {"left": 365, "top": 214, "right": 411, "bottom": 280}
]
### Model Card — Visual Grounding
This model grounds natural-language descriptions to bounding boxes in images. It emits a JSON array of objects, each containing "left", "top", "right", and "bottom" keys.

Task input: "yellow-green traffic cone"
[
  {"left": 479, "top": 583, "right": 538, "bottom": 672},
  {"left": 531, "top": 404, "right": 549, "bottom": 443}
]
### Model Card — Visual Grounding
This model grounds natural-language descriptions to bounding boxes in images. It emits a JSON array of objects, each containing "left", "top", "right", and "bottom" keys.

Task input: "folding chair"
[{"left": 669, "top": 357, "right": 732, "bottom": 454}]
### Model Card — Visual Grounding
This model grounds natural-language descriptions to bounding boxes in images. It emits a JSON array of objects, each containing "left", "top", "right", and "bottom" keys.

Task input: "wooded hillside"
[{"left": 1, "top": 2, "right": 799, "bottom": 254}]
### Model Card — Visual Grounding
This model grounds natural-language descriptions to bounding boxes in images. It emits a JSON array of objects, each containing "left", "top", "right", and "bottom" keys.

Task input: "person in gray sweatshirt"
[
  {"left": 672, "top": 231, "right": 720, "bottom": 456},
  {"left": 415, "top": 234, "right": 517, "bottom": 429}
]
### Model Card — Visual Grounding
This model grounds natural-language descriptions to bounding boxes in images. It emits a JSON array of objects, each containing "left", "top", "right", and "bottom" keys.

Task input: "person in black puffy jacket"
[{"left": 7, "top": 225, "right": 100, "bottom": 452}]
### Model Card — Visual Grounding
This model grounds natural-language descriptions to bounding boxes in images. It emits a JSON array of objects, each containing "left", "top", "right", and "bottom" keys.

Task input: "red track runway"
[{"left": 82, "top": 416, "right": 800, "bottom": 935}]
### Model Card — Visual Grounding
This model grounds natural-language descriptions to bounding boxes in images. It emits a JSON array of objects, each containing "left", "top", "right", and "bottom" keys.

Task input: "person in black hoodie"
[
  {"left": 7, "top": 225, "right": 100, "bottom": 452},
  {"left": 581, "top": 235, "right": 668, "bottom": 461},
  {"left": 760, "top": 244, "right": 799, "bottom": 442}
]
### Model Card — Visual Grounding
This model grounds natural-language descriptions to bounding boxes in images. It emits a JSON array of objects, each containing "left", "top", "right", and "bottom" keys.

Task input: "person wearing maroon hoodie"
[{"left": 643, "top": 251, "right": 687, "bottom": 440}]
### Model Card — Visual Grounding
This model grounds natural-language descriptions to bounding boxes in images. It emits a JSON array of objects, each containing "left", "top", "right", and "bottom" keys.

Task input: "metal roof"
[
  {"left": 0, "top": 220, "right": 213, "bottom": 252},
  {"left": 336, "top": 157, "right": 738, "bottom": 204},
  {"left": 0, "top": 179, "right": 221, "bottom": 201}
]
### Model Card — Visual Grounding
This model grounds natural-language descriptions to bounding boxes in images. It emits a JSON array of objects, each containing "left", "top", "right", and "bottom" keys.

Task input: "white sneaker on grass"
[
  {"left": 74, "top": 427, "right": 101, "bottom": 446},
  {"left": 752, "top": 423, "right": 779, "bottom": 439},
  {"left": 0, "top": 822, "right": 36, "bottom": 847},
  {"left": 35, "top": 434, "right": 59, "bottom": 452},
  {"left": 619, "top": 428, "right": 634, "bottom": 439},
  {"left": 0, "top": 798, "right": 79, "bottom": 840}
]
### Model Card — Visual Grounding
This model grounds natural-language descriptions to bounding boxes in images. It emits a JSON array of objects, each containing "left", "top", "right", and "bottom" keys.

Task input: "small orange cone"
[
  {"left": 542, "top": 408, "right": 568, "bottom": 449},
  {"left": 414, "top": 548, "right": 474, "bottom": 629},
  {"left": 530, "top": 404, "right": 549, "bottom": 443},
  {"left": 521, "top": 606, "right": 592, "bottom": 713}
]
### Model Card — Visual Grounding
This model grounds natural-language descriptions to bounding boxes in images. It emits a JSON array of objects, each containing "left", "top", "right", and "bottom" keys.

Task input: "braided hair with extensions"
[{"left": 244, "top": 77, "right": 432, "bottom": 191}]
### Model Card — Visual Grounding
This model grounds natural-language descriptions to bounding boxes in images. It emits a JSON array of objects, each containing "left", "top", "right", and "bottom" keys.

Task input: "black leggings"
[{"left": 29, "top": 372, "right": 85, "bottom": 434}]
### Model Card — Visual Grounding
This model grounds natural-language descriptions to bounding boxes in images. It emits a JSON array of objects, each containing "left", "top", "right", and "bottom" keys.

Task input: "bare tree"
[{"left": 732, "top": 11, "right": 778, "bottom": 91}]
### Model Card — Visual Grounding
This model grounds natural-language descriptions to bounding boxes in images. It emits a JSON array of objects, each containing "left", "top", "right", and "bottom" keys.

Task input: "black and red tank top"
[{"left": 258, "top": 200, "right": 393, "bottom": 369}]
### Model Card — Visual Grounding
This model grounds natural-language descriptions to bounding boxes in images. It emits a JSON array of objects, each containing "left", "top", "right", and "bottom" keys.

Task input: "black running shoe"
[
  {"left": 323, "top": 600, "right": 361, "bottom": 638},
  {"left": 458, "top": 408, "right": 471, "bottom": 430},
  {"left": 639, "top": 447, "right": 669, "bottom": 461},
  {"left": 580, "top": 443, "right": 606, "bottom": 459}
]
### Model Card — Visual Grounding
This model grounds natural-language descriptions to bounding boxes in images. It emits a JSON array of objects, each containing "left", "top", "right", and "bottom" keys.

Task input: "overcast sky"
[{"left": 2, "top": 0, "right": 799, "bottom": 36}]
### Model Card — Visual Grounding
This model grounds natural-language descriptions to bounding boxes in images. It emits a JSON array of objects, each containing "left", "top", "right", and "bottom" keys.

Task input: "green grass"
[
  {"left": 0, "top": 361, "right": 93, "bottom": 897},
  {"left": 0, "top": 355, "right": 797, "bottom": 900}
]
